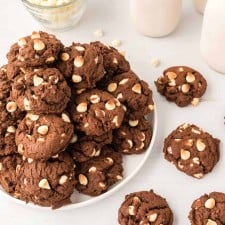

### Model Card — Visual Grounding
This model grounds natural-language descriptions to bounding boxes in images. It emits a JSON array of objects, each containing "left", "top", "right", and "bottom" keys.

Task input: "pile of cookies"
[{"left": 0, "top": 31, "right": 154, "bottom": 208}]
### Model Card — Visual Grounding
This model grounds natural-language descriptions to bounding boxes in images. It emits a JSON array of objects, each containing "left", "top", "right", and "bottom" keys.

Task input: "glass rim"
[{"left": 21, "top": 0, "right": 80, "bottom": 9}]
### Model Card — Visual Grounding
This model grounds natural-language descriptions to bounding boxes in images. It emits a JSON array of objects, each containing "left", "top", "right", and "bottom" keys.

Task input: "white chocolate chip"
[
  {"left": 119, "top": 78, "right": 129, "bottom": 85},
  {"left": 181, "top": 84, "right": 190, "bottom": 93},
  {"left": 75, "top": 46, "right": 85, "bottom": 52},
  {"left": 24, "top": 178, "right": 27, "bottom": 185},
  {"left": 148, "top": 104, "right": 154, "bottom": 111},
  {"left": 61, "top": 113, "right": 71, "bottom": 123},
  {"left": 95, "top": 109, "right": 106, "bottom": 118},
  {"left": 45, "top": 56, "right": 55, "bottom": 63},
  {"left": 37, "top": 125, "right": 49, "bottom": 135},
  {"left": 99, "top": 182, "right": 106, "bottom": 188},
  {"left": 133, "top": 196, "right": 141, "bottom": 203},
  {"left": 88, "top": 167, "right": 97, "bottom": 173},
  {"left": 117, "top": 93, "right": 123, "bottom": 100},
  {"left": 168, "top": 79, "right": 176, "bottom": 86},
  {"left": 94, "top": 57, "right": 98, "bottom": 64},
  {"left": 7, "top": 126, "right": 16, "bottom": 133},
  {"left": 205, "top": 198, "right": 216, "bottom": 209},
  {"left": 150, "top": 58, "right": 160, "bottom": 68},
  {"left": 31, "top": 32, "right": 41, "bottom": 39},
  {"left": 127, "top": 139, "right": 133, "bottom": 148},
  {"left": 191, "top": 98, "right": 200, "bottom": 106},
  {"left": 52, "top": 154, "right": 59, "bottom": 159},
  {"left": 206, "top": 219, "right": 217, "bottom": 225},
  {"left": 192, "top": 157, "right": 200, "bottom": 165},
  {"left": 70, "top": 134, "right": 78, "bottom": 143},
  {"left": 23, "top": 97, "right": 31, "bottom": 110},
  {"left": 139, "top": 132, "right": 146, "bottom": 141},
  {"left": 132, "top": 83, "right": 142, "bottom": 94},
  {"left": 76, "top": 102, "right": 87, "bottom": 113},
  {"left": 33, "top": 75, "right": 44, "bottom": 86},
  {"left": 105, "top": 100, "right": 116, "bottom": 111},
  {"left": 74, "top": 56, "right": 84, "bottom": 67},
  {"left": 116, "top": 175, "right": 123, "bottom": 180},
  {"left": 38, "top": 178, "right": 51, "bottom": 189},
  {"left": 184, "top": 139, "right": 194, "bottom": 147},
  {"left": 111, "top": 39, "right": 122, "bottom": 47},
  {"left": 61, "top": 52, "right": 70, "bottom": 61},
  {"left": 107, "top": 83, "right": 117, "bottom": 92},
  {"left": 113, "top": 58, "right": 118, "bottom": 64},
  {"left": 17, "top": 144, "right": 24, "bottom": 154},
  {"left": 167, "top": 146, "right": 173, "bottom": 154},
  {"left": 93, "top": 29, "right": 104, "bottom": 38},
  {"left": 186, "top": 73, "right": 196, "bottom": 83},
  {"left": 129, "top": 120, "right": 139, "bottom": 127},
  {"left": 178, "top": 161, "right": 184, "bottom": 169},
  {"left": 0, "top": 163, "right": 2, "bottom": 171},
  {"left": 26, "top": 113, "right": 39, "bottom": 121},
  {"left": 194, "top": 173, "right": 204, "bottom": 179},
  {"left": 79, "top": 174, "right": 88, "bottom": 185},
  {"left": 166, "top": 71, "right": 177, "bottom": 80},
  {"left": 6, "top": 101, "right": 17, "bottom": 113},
  {"left": 112, "top": 115, "right": 119, "bottom": 127},
  {"left": 59, "top": 175, "right": 68, "bottom": 185},
  {"left": 27, "top": 158, "right": 33, "bottom": 163},
  {"left": 105, "top": 157, "right": 114, "bottom": 165},
  {"left": 148, "top": 213, "right": 158, "bottom": 222},
  {"left": 180, "top": 149, "right": 191, "bottom": 160},
  {"left": 33, "top": 39, "right": 45, "bottom": 51},
  {"left": 90, "top": 95, "right": 100, "bottom": 104},
  {"left": 18, "top": 38, "right": 27, "bottom": 48},
  {"left": 196, "top": 139, "right": 206, "bottom": 151},
  {"left": 72, "top": 74, "right": 82, "bottom": 83},
  {"left": 192, "top": 128, "right": 201, "bottom": 134},
  {"left": 128, "top": 205, "right": 135, "bottom": 215}
]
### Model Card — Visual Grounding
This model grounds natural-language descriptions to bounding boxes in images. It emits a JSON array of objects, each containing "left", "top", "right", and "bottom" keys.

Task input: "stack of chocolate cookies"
[{"left": 0, "top": 31, "right": 154, "bottom": 208}]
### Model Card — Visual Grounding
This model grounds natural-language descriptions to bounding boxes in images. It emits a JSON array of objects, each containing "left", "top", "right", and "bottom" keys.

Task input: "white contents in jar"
[{"left": 27, "top": 0, "right": 73, "bottom": 6}]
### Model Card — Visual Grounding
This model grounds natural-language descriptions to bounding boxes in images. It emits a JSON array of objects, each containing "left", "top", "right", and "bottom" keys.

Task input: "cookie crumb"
[
  {"left": 151, "top": 58, "right": 160, "bottom": 68},
  {"left": 94, "top": 29, "right": 104, "bottom": 38},
  {"left": 111, "top": 39, "right": 122, "bottom": 47}
]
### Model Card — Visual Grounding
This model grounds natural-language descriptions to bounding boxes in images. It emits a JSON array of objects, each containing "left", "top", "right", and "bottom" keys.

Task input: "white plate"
[{"left": 0, "top": 105, "right": 158, "bottom": 210}]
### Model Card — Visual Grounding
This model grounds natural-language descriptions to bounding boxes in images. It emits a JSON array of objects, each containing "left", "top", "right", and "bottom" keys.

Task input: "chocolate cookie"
[
  {"left": 163, "top": 123, "right": 220, "bottom": 179},
  {"left": 75, "top": 146, "right": 123, "bottom": 196},
  {"left": 105, "top": 71, "right": 154, "bottom": 119},
  {"left": 91, "top": 41, "right": 130, "bottom": 77},
  {"left": 189, "top": 192, "right": 225, "bottom": 225},
  {"left": 113, "top": 117, "right": 152, "bottom": 154},
  {"left": 155, "top": 66, "right": 207, "bottom": 107},
  {"left": 70, "top": 89, "right": 125, "bottom": 136},
  {"left": 0, "top": 65, "right": 11, "bottom": 100},
  {"left": 11, "top": 68, "right": 71, "bottom": 114},
  {"left": 7, "top": 31, "right": 63, "bottom": 67},
  {"left": 69, "top": 131, "right": 113, "bottom": 162},
  {"left": 118, "top": 190, "right": 173, "bottom": 225},
  {"left": 15, "top": 113, "right": 74, "bottom": 160},
  {"left": 57, "top": 43, "right": 105, "bottom": 89},
  {"left": 0, "top": 154, "right": 22, "bottom": 194},
  {"left": 15, "top": 152, "right": 76, "bottom": 209}
]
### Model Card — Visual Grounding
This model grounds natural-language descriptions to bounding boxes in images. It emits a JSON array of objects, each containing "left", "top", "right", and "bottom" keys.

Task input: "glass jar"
[{"left": 21, "top": 0, "right": 87, "bottom": 30}]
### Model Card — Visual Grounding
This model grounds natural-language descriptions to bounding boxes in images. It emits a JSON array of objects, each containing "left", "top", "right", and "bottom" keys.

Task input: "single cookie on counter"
[
  {"left": 15, "top": 113, "right": 74, "bottom": 160},
  {"left": 75, "top": 146, "right": 123, "bottom": 196},
  {"left": 69, "top": 131, "right": 113, "bottom": 162},
  {"left": 57, "top": 43, "right": 105, "bottom": 89},
  {"left": 155, "top": 66, "right": 207, "bottom": 107},
  {"left": 91, "top": 41, "right": 130, "bottom": 84},
  {"left": 15, "top": 152, "right": 76, "bottom": 209},
  {"left": 11, "top": 68, "right": 71, "bottom": 114},
  {"left": 189, "top": 192, "right": 225, "bottom": 225},
  {"left": 163, "top": 123, "right": 220, "bottom": 179},
  {"left": 0, "top": 154, "right": 22, "bottom": 194},
  {"left": 70, "top": 89, "right": 125, "bottom": 136},
  {"left": 7, "top": 31, "right": 63, "bottom": 67},
  {"left": 118, "top": 190, "right": 173, "bottom": 225},
  {"left": 113, "top": 117, "right": 152, "bottom": 154},
  {"left": 104, "top": 71, "right": 154, "bottom": 119}
]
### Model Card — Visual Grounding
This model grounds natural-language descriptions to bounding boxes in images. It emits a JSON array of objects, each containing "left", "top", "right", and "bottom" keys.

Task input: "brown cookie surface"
[
  {"left": 15, "top": 113, "right": 74, "bottom": 160},
  {"left": 0, "top": 154, "right": 22, "bottom": 194},
  {"left": 75, "top": 146, "right": 123, "bottom": 196},
  {"left": 155, "top": 66, "right": 207, "bottom": 107},
  {"left": 0, "top": 65, "right": 11, "bottom": 100},
  {"left": 11, "top": 68, "right": 71, "bottom": 114},
  {"left": 105, "top": 71, "right": 154, "bottom": 119},
  {"left": 113, "top": 117, "right": 152, "bottom": 154},
  {"left": 189, "top": 192, "right": 225, "bottom": 225},
  {"left": 15, "top": 152, "right": 76, "bottom": 209},
  {"left": 7, "top": 31, "right": 62, "bottom": 68},
  {"left": 57, "top": 43, "right": 105, "bottom": 89},
  {"left": 70, "top": 89, "right": 125, "bottom": 136},
  {"left": 118, "top": 190, "right": 173, "bottom": 225},
  {"left": 163, "top": 123, "right": 220, "bottom": 179},
  {"left": 69, "top": 131, "right": 113, "bottom": 162}
]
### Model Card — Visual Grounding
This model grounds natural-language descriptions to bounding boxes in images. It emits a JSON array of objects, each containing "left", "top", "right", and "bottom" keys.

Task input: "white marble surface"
[{"left": 1, "top": 0, "right": 225, "bottom": 224}]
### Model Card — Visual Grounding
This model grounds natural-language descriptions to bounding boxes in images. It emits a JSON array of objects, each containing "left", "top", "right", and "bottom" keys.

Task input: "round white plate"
[{"left": 0, "top": 105, "right": 158, "bottom": 210}]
